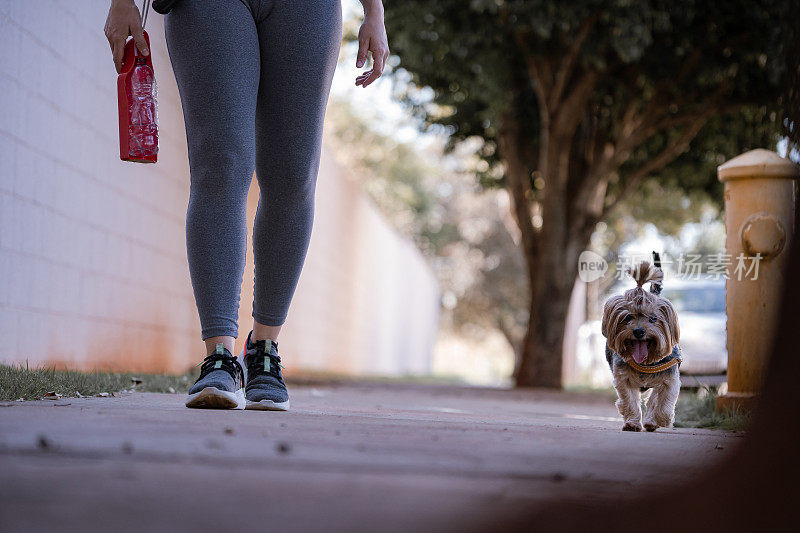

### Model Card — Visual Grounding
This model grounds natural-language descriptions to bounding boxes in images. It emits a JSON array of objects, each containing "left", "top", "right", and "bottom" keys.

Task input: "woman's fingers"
[
  {"left": 355, "top": 47, "right": 389, "bottom": 87},
  {"left": 355, "top": 71, "right": 371, "bottom": 86},
  {"left": 131, "top": 24, "right": 150, "bottom": 57},
  {"left": 356, "top": 68, "right": 378, "bottom": 88},
  {"left": 360, "top": 47, "right": 388, "bottom": 87},
  {"left": 356, "top": 35, "right": 369, "bottom": 69},
  {"left": 112, "top": 41, "right": 125, "bottom": 74}
]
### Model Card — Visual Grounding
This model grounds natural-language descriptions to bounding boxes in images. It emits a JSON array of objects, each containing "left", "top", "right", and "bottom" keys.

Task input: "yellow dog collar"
[{"left": 627, "top": 357, "right": 681, "bottom": 373}]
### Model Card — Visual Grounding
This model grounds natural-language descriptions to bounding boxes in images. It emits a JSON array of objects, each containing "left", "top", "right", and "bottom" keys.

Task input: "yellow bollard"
[{"left": 716, "top": 149, "right": 799, "bottom": 412}]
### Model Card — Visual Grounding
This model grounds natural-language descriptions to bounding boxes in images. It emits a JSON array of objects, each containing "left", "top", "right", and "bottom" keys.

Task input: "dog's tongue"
[{"left": 632, "top": 340, "right": 648, "bottom": 364}]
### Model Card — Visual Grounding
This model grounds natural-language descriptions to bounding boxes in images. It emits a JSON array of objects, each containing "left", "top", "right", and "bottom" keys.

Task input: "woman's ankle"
[
  {"left": 252, "top": 321, "right": 281, "bottom": 343},
  {"left": 204, "top": 336, "right": 236, "bottom": 356}
]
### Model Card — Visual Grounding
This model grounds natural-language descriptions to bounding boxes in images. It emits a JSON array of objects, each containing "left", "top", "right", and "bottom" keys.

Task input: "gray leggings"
[{"left": 165, "top": 0, "right": 342, "bottom": 339}]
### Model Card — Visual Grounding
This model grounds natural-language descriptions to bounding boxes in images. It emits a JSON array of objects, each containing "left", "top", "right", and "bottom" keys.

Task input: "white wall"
[
  {"left": 254, "top": 151, "right": 439, "bottom": 376},
  {"left": 0, "top": 0, "right": 439, "bottom": 376}
]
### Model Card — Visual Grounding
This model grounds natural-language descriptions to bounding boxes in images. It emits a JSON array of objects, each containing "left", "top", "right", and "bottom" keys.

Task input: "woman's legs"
[
  {"left": 250, "top": 0, "right": 342, "bottom": 339},
  {"left": 167, "top": 0, "right": 342, "bottom": 353},
  {"left": 165, "top": 0, "right": 260, "bottom": 354}
]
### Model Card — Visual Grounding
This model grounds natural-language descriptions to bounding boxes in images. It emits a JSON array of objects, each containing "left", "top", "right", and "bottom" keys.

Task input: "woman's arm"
[
  {"left": 104, "top": 0, "right": 149, "bottom": 73},
  {"left": 355, "top": 0, "right": 389, "bottom": 88}
]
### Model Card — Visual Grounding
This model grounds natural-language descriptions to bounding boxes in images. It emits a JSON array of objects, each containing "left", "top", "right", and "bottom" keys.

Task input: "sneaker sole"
[
  {"left": 245, "top": 399, "right": 290, "bottom": 411},
  {"left": 185, "top": 387, "right": 245, "bottom": 410}
]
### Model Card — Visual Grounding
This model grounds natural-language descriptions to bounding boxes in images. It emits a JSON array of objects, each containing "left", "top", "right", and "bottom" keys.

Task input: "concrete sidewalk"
[{"left": 0, "top": 383, "right": 740, "bottom": 532}]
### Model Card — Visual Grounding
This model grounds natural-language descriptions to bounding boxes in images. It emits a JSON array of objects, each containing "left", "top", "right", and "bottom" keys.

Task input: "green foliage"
[
  {"left": 621, "top": 107, "right": 784, "bottom": 207},
  {"left": 781, "top": 1, "right": 799, "bottom": 148},
  {"left": 385, "top": 0, "right": 789, "bottom": 202},
  {"left": 0, "top": 363, "right": 197, "bottom": 401}
]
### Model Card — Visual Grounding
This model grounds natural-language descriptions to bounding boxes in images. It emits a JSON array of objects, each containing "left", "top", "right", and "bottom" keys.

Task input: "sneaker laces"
[
  {"left": 196, "top": 347, "right": 243, "bottom": 381},
  {"left": 246, "top": 340, "right": 284, "bottom": 379}
]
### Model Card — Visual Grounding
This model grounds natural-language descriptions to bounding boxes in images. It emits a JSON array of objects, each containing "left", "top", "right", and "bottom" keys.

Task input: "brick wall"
[{"left": 0, "top": 0, "right": 439, "bottom": 376}]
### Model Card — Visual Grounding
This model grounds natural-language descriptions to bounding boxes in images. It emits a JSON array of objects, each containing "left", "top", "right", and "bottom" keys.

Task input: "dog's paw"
[
  {"left": 654, "top": 414, "right": 674, "bottom": 428},
  {"left": 644, "top": 422, "right": 658, "bottom": 432},
  {"left": 622, "top": 422, "right": 642, "bottom": 432}
]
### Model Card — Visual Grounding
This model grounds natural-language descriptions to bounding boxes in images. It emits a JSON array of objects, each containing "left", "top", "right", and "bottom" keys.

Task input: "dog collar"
[{"left": 627, "top": 355, "right": 681, "bottom": 374}]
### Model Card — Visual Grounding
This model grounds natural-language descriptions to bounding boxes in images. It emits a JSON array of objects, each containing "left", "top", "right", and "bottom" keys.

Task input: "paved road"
[{"left": 0, "top": 383, "right": 740, "bottom": 532}]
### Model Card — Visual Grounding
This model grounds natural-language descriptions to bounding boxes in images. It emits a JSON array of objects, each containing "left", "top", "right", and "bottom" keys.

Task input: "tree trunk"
[
  {"left": 500, "top": 112, "right": 596, "bottom": 388},
  {"left": 515, "top": 250, "right": 573, "bottom": 388},
  {"left": 513, "top": 181, "right": 586, "bottom": 388}
]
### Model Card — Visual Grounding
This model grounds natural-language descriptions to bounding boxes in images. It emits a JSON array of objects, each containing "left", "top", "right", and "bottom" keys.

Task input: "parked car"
[{"left": 660, "top": 279, "right": 727, "bottom": 376}]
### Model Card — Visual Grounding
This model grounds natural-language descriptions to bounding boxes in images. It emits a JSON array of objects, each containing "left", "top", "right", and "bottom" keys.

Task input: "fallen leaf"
[
  {"left": 42, "top": 391, "right": 62, "bottom": 400},
  {"left": 75, "top": 392, "right": 84, "bottom": 398},
  {"left": 96, "top": 392, "right": 110, "bottom": 398}
]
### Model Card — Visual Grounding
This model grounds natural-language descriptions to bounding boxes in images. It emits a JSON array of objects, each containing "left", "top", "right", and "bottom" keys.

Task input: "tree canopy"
[{"left": 388, "top": 0, "right": 787, "bottom": 190}]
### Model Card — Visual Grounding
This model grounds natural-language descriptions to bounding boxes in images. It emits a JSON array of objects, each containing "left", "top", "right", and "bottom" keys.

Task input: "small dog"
[{"left": 602, "top": 261, "right": 681, "bottom": 432}]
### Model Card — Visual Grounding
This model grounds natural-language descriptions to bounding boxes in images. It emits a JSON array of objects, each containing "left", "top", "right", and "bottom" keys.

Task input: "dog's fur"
[{"left": 601, "top": 261, "right": 681, "bottom": 432}]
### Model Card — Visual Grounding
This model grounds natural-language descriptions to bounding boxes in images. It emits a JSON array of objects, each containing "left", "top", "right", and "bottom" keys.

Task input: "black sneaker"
[
  {"left": 185, "top": 344, "right": 245, "bottom": 409},
  {"left": 242, "top": 331, "right": 290, "bottom": 411}
]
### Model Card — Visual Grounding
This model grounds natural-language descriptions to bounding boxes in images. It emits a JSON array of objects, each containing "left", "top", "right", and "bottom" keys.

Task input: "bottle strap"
[{"left": 140, "top": 0, "right": 151, "bottom": 31}]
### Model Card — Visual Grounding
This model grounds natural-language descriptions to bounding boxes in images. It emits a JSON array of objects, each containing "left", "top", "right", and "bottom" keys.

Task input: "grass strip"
[
  {"left": 674, "top": 388, "right": 750, "bottom": 431},
  {"left": 0, "top": 363, "right": 197, "bottom": 401}
]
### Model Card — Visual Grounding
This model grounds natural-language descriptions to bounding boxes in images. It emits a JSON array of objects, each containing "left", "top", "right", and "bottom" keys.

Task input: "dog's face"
[{"left": 602, "top": 288, "right": 679, "bottom": 365}]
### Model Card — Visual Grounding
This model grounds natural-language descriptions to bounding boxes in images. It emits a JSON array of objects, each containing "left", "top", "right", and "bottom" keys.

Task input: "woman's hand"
[
  {"left": 104, "top": 0, "right": 149, "bottom": 73},
  {"left": 355, "top": 1, "right": 389, "bottom": 88}
]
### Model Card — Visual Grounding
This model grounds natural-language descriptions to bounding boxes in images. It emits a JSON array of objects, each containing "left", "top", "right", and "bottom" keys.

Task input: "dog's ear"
[
  {"left": 601, "top": 296, "right": 623, "bottom": 338},
  {"left": 660, "top": 299, "right": 680, "bottom": 345}
]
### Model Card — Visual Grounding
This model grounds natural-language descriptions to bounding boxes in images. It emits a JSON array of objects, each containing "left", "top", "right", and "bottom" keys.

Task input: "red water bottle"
[{"left": 118, "top": 30, "right": 158, "bottom": 163}]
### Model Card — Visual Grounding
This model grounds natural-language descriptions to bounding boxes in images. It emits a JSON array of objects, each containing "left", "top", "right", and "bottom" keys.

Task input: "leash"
[{"left": 141, "top": 0, "right": 151, "bottom": 30}]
